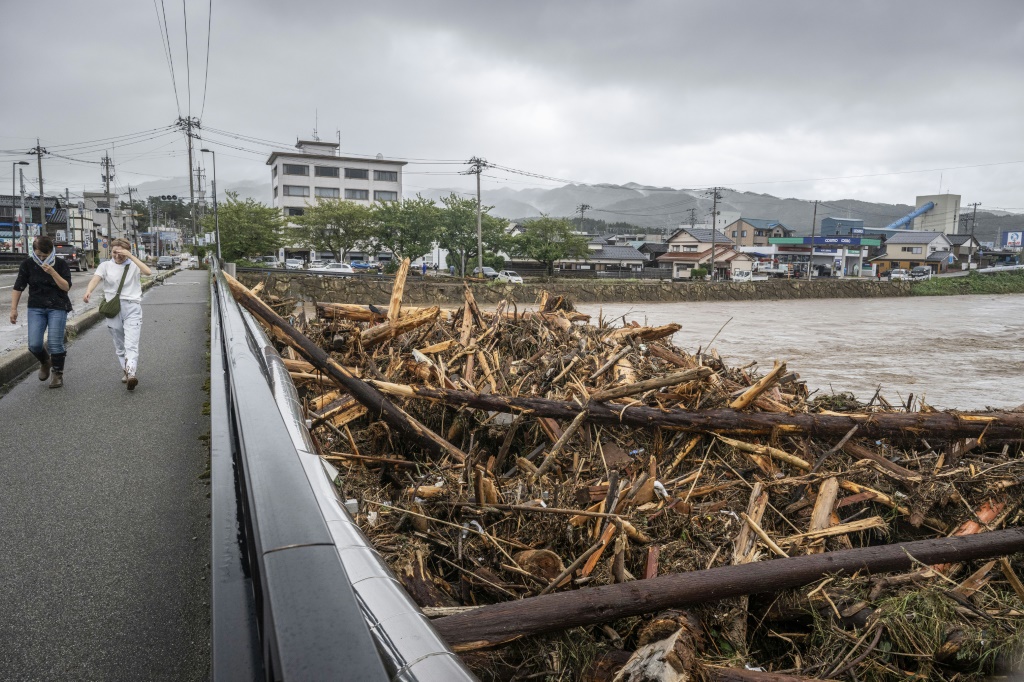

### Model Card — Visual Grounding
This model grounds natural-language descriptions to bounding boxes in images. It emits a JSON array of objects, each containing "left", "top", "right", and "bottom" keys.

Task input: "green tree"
[
  {"left": 293, "top": 199, "right": 372, "bottom": 261},
  {"left": 371, "top": 195, "right": 440, "bottom": 262},
  {"left": 437, "top": 193, "right": 509, "bottom": 276},
  {"left": 511, "top": 215, "right": 590, "bottom": 275},
  {"left": 200, "top": 191, "right": 284, "bottom": 261}
]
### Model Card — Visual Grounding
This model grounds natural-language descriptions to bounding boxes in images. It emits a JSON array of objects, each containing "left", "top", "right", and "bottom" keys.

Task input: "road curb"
[{"left": 0, "top": 268, "right": 180, "bottom": 389}]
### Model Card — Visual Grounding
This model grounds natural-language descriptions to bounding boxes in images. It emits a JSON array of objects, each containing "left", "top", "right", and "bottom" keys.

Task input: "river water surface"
[{"left": 577, "top": 294, "right": 1024, "bottom": 410}]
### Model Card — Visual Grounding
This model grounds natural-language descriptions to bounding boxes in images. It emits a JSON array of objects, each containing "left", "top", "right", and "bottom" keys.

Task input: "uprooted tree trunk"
[
  {"left": 433, "top": 527, "right": 1024, "bottom": 650},
  {"left": 366, "top": 382, "right": 1024, "bottom": 442}
]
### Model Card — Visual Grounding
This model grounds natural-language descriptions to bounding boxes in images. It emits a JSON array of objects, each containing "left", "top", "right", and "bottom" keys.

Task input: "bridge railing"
[{"left": 210, "top": 264, "right": 474, "bottom": 681}]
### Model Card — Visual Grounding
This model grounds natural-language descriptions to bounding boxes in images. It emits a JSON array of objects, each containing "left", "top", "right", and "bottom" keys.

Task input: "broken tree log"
[
  {"left": 365, "top": 382, "right": 1024, "bottom": 442},
  {"left": 432, "top": 526, "right": 1024, "bottom": 650},
  {"left": 223, "top": 272, "right": 467, "bottom": 462}
]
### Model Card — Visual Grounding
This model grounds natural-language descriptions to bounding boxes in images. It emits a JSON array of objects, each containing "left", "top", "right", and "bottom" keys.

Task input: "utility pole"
[
  {"left": 706, "top": 187, "right": 722, "bottom": 280},
  {"left": 65, "top": 188, "right": 70, "bottom": 243},
  {"left": 577, "top": 203, "right": 592, "bottom": 233},
  {"left": 19, "top": 168, "right": 28, "bottom": 254},
  {"left": 127, "top": 186, "right": 138, "bottom": 254},
  {"left": 102, "top": 153, "right": 114, "bottom": 256},
  {"left": 464, "top": 156, "right": 488, "bottom": 275},
  {"left": 31, "top": 139, "right": 46, "bottom": 238},
  {"left": 686, "top": 207, "right": 698, "bottom": 229},
  {"left": 967, "top": 202, "right": 980, "bottom": 268},
  {"left": 807, "top": 200, "right": 818, "bottom": 281},
  {"left": 177, "top": 117, "right": 201, "bottom": 245}
]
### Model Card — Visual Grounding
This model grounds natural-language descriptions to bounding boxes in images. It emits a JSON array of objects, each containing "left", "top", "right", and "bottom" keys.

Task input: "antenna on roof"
[{"left": 313, "top": 109, "right": 320, "bottom": 141}]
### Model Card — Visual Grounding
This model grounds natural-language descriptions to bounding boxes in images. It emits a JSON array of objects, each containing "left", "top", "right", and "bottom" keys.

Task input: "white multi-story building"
[{"left": 267, "top": 139, "right": 406, "bottom": 258}]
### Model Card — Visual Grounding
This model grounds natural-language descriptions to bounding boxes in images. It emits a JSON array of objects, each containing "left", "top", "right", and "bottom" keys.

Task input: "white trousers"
[{"left": 106, "top": 300, "right": 143, "bottom": 375}]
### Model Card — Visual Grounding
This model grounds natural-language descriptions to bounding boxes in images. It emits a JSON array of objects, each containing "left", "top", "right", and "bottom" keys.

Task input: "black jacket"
[{"left": 13, "top": 257, "right": 73, "bottom": 311}]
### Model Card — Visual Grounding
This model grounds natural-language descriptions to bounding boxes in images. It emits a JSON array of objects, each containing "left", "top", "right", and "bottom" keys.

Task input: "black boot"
[
  {"left": 32, "top": 351, "right": 51, "bottom": 381},
  {"left": 49, "top": 353, "right": 66, "bottom": 388}
]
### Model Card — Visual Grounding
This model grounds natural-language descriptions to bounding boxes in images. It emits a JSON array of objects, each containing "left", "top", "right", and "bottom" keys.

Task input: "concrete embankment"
[{"left": 237, "top": 271, "right": 913, "bottom": 306}]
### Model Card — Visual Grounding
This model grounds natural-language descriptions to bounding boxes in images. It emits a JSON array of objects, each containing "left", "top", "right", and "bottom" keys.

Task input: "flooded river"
[{"left": 578, "top": 294, "right": 1024, "bottom": 410}]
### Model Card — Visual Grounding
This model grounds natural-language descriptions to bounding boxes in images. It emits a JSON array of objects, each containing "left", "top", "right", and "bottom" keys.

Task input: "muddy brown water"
[{"left": 578, "top": 294, "right": 1024, "bottom": 410}]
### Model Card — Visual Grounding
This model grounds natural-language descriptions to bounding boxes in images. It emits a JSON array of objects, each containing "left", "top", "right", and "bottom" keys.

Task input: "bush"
[{"left": 690, "top": 267, "right": 708, "bottom": 280}]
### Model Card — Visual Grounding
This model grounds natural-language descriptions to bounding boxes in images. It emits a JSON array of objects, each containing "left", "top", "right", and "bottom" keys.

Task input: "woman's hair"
[
  {"left": 34, "top": 236, "right": 54, "bottom": 254},
  {"left": 111, "top": 238, "right": 132, "bottom": 250}
]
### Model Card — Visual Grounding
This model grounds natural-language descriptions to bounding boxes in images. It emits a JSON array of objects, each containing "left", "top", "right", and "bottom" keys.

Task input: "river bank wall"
[{"left": 236, "top": 270, "right": 917, "bottom": 305}]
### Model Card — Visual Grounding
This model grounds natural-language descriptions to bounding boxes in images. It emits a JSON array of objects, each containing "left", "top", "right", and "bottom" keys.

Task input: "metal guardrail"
[{"left": 210, "top": 264, "right": 475, "bottom": 681}]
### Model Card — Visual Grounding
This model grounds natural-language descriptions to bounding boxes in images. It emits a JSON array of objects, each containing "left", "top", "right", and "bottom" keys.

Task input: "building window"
[
  {"left": 344, "top": 168, "right": 369, "bottom": 180},
  {"left": 901, "top": 246, "right": 922, "bottom": 254},
  {"left": 374, "top": 190, "right": 398, "bottom": 202},
  {"left": 315, "top": 166, "right": 340, "bottom": 178},
  {"left": 684, "top": 245, "right": 697, "bottom": 252},
  {"left": 741, "top": 230, "right": 747, "bottom": 237},
  {"left": 283, "top": 185, "right": 310, "bottom": 197},
  {"left": 272, "top": 166, "right": 278, "bottom": 178},
  {"left": 286, "top": 207, "right": 304, "bottom": 217},
  {"left": 283, "top": 164, "right": 309, "bottom": 176},
  {"left": 315, "top": 187, "right": 341, "bottom": 198},
  {"left": 273, "top": 187, "right": 278, "bottom": 198},
  {"left": 374, "top": 170, "right": 398, "bottom": 182},
  {"left": 731, "top": 231, "right": 737, "bottom": 237},
  {"left": 344, "top": 189, "right": 369, "bottom": 200}
]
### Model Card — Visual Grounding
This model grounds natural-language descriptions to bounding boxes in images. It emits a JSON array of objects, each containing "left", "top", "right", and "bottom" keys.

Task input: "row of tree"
[{"left": 202, "top": 193, "right": 593, "bottom": 275}]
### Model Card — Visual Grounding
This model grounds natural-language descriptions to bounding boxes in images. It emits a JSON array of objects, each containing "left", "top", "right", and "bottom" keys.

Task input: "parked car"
[
  {"left": 156, "top": 256, "right": 174, "bottom": 270},
  {"left": 349, "top": 260, "right": 374, "bottom": 271},
  {"left": 888, "top": 268, "right": 910, "bottom": 281},
  {"left": 310, "top": 262, "right": 355, "bottom": 276},
  {"left": 472, "top": 266, "right": 499, "bottom": 279},
  {"left": 284, "top": 258, "right": 304, "bottom": 270},
  {"left": 308, "top": 260, "right": 325, "bottom": 269},
  {"left": 495, "top": 270, "right": 524, "bottom": 284},
  {"left": 255, "top": 256, "right": 279, "bottom": 268},
  {"left": 53, "top": 243, "right": 88, "bottom": 272},
  {"left": 910, "top": 266, "right": 933, "bottom": 281}
]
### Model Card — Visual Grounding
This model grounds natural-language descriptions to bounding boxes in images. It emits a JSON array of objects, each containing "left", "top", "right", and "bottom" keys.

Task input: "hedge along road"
[
  {"left": 584, "top": 293, "right": 1024, "bottom": 410},
  {"left": 0, "top": 269, "right": 211, "bottom": 681}
]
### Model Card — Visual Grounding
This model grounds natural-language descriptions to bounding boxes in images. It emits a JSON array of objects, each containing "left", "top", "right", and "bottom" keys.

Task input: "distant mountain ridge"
[{"left": 135, "top": 176, "right": 1020, "bottom": 244}]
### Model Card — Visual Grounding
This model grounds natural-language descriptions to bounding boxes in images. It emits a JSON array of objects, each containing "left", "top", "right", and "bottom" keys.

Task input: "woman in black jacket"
[{"left": 9, "top": 236, "right": 73, "bottom": 388}]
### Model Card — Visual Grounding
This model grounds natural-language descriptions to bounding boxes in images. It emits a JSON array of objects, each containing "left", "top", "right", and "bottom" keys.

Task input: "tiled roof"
[
  {"left": 587, "top": 244, "right": 646, "bottom": 261},
  {"left": 884, "top": 231, "right": 948, "bottom": 244},
  {"left": 738, "top": 218, "right": 792, "bottom": 233},
  {"left": 946, "top": 234, "right": 976, "bottom": 246},
  {"left": 674, "top": 228, "right": 734, "bottom": 245},
  {"left": 927, "top": 250, "right": 955, "bottom": 262}
]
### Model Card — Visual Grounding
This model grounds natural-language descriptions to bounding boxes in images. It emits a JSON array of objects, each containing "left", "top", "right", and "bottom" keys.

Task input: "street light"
[
  {"left": 11, "top": 161, "right": 29, "bottom": 253},
  {"left": 199, "top": 148, "right": 221, "bottom": 261}
]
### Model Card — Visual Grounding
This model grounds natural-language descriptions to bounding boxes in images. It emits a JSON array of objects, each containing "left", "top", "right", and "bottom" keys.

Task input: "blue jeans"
[{"left": 27, "top": 307, "right": 68, "bottom": 358}]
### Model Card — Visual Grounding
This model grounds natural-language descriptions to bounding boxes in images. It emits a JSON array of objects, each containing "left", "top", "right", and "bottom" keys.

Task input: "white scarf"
[{"left": 32, "top": 250, "right": 56, "bottom": 268}]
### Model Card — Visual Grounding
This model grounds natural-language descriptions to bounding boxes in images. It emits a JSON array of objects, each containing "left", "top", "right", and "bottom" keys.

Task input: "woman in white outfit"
[{"left": 83, "top": 238, "right": 152, "bottom": 390}]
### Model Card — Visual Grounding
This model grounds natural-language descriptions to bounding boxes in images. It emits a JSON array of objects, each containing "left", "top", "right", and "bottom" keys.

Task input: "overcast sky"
[{"left": 2, "top": 0, "right": 1023, "bottom": 211}]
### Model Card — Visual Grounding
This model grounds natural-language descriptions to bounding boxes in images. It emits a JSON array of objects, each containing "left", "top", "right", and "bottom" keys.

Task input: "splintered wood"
[{"left": 230, "top": 272, "right": 1024, "bottom": 682}]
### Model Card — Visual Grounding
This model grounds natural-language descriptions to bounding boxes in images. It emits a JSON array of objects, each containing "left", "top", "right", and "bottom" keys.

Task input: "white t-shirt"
[{"left": 95, "top": 260, "right": 144, "bottom": 302}]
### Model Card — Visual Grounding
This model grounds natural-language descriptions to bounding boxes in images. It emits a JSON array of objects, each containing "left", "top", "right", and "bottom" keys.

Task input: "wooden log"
[
  {"left": 432, "top": 527, "right": 1024, "bottom": 650},
  {"left": 645, "top": 343, "right": 696, "bottom": 369},
  {"left": 805, "top": 477, "right": 839, "bottom": 555},
  {"left": 363, "top": 382, "right": 1024, "bottom": 441},
  {"left": 223, "top": 272, "right": 467, "bottom": 462},
  {"left": 360, "top": 306, "right": 440, "bottom": 348},
  {"left": 316, "top": 302, "right": 386, "bottom": 323},
  {"left": 387, "top": 257, "right": 409, "bottom": 321},
  {"left": 729, "top": 361, "right": 786, "bottom": 410},
  {"left": 590, "top": 367, "right": 713, "bottom": 403},
  {"left": 606, "top": 323, "right": 682, "bottom": 344}
]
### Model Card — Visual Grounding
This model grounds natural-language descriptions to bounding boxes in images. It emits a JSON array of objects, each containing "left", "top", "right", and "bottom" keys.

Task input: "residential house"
[
  {"left": 267, "top": 138, "right": 406, "bottom": 259},
  {"left": 946, "top": 234, "right": 980, "bottom": 266},
  {"left": 871, "top": 231, "right": 954, "bottom": 274},
  {"left": 557, "top": 241, "right": 646, "bottom": 272},
  {"left": 657, "top": 227, "right": 753, "bottom": 280},
  {"left": 724, "top": 218, "right": 795, "bottom": 247},
  {"left": 638, "top": 241, "right": 669, "bottom": 267}
]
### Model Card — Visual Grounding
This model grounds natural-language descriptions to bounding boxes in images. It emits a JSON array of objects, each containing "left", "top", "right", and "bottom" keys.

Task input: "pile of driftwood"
[{"left": 227, "top": 262, "right": 1024, "bottom": 682}]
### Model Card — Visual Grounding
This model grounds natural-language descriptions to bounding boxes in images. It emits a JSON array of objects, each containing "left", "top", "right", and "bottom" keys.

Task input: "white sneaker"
[{"left": 121, "top": 369, "right": 128, "bottom": 383}]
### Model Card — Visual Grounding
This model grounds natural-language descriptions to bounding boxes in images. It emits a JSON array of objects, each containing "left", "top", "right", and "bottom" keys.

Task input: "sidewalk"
[{"left": 0, "top": 270, "right": 211, "bottom": 681}]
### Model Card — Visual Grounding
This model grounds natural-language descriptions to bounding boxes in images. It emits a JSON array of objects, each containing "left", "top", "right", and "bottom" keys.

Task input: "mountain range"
[{"left": 134, "top": 177, "right": 1021, "bottom": 244}]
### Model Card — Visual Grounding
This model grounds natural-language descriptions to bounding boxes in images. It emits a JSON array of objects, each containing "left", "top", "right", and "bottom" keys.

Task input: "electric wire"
[
  {"left": 182, "top": 0, "right": 192, "bottom": 116},
  {"left": 199, "top": 0, "right": 213, "bottom": 119},
  {"left": 155, "top": 0, "right": 182, "bottom": 117}
]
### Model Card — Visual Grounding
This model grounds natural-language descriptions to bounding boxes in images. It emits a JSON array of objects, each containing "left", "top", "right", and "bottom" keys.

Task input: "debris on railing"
[{"left": 227, "top": 261, "right": 1024, "bottom": 681}]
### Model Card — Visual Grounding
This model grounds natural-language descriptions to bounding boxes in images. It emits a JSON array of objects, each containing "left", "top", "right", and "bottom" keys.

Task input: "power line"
[
  {"left": 199, "top": 0, "right": 213, "bottom": 119},
  {"left": 182, "top": 0, "right": 193, "bottom": 116},
  {"left": 155, "top": 0, "right": 182, "bottom": 117}
]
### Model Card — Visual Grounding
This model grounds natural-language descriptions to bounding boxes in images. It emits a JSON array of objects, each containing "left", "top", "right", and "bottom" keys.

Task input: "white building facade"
[{"left": 267, "top": 139, "right": 406, "bottom": 258}]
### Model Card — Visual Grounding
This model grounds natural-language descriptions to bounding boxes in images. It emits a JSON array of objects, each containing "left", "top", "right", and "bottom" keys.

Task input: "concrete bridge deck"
[{"left": 0, "top": 270, "right": 210, "bottom": 681}]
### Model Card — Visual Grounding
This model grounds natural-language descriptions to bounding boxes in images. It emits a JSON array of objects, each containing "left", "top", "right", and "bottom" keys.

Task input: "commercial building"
[
  {"left": 267, "top": 139, "right": 406, "bottom": 259},
  {"left": 912, "top": 194, "right": 960, "bottom": 235}
]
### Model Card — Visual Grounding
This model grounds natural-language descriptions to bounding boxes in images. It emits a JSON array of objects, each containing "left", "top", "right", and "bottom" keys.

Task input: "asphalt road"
[{"left": 0, "top": 270, "right": 211, "bottom": 681}]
